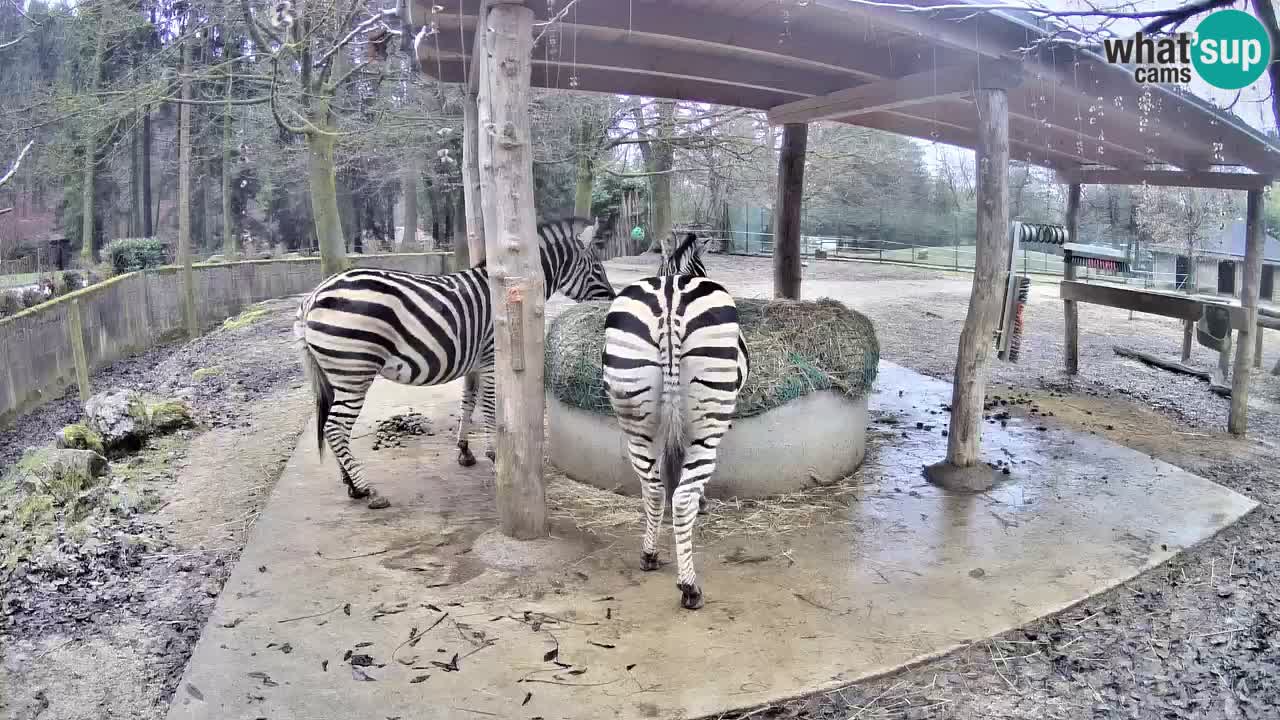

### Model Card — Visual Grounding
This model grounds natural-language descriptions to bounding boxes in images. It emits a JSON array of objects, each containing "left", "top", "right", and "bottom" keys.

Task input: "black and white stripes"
[
  {"left": 601, "top": 232, "right": 749, "bottom": 609},
  {"left": 296, "top": 217, "right": 615, "bottom": 508}
]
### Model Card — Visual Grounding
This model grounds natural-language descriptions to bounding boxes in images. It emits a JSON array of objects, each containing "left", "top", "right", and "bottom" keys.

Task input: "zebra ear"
[{"left": 661, "top": 230, "right": 679, "bottom": 259}]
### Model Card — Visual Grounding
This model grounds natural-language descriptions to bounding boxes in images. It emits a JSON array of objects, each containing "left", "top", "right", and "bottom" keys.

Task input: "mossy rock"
[
  {"left": 148, "top": 399, "right": 195, "bottom": 433},
  {"left": 85, "top": 390, "right": 150, "bottom": 452},
  {"left": 10, "top": 447, "right": 108, "bottom": 507},
  {"left": 56, "top": 423, "right": 106, "bottom": 455},
  {"left": 545, "top": 297, "right": 879, "bottom": 419}
]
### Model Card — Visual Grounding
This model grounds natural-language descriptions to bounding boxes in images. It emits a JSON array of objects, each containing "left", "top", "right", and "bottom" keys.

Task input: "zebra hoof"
[
  {"left": 640, "top": 552, "right": 660, "bottom": 572},
  {"left": 457, "top": 449, "right": 477, "bottom": 467},
  {"left": 367, "top": 495, "right": 391, "bottom": 509},
  {"left": 347, "top": 484, "right": 371, "bottom": 499},
  {"left": 678, "top": 583, "right": 704, "bottom": 610},
  {"left": 485, "top": 449, "right": 496, "bottom": 462},
  {"left": 698, "top": 496, "right": 708, "bottom": 515}
]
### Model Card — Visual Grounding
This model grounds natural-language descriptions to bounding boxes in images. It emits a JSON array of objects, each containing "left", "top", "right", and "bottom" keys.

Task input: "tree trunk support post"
[
  {"left": 462, "top": 88, "right": 485, "bottom": 267},
  {"left": 477, "top": 1, "right": 547, "bottom": 540},
  {"left": 1229, "top": 189, "right": 1265, "bottom": 435},
  {"left": 926, "top": 82, "right": 1015, "bottom": 492},
  {"left": 773, "top": 122, "right": 807, "bottom": 299},
  {"left": 1063, "top": 183, "right": 1081, "bottom": 374}
]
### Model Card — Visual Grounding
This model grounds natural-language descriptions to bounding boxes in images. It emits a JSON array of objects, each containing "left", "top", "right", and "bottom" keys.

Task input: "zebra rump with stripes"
[
  {"left": 296, "top": 217, "right": 615, "bottom": 509},
  {"left": 601, "top": 231, "right": 750, "bottom": 610}
]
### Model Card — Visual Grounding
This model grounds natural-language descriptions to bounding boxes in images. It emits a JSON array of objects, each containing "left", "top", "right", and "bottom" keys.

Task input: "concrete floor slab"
[{"left": 167, "top": 362, "right": 1256, "bottom": 720}]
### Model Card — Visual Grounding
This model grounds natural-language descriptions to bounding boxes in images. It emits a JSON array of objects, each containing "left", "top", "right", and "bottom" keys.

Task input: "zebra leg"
[
  {"left": 323, "top": 386, "right": 391, "bottom": 510},
  {"left": 478, "top": 366, "right": 497, "bottom": 463},
  {"left": 456, "top": 370, "right": 479, "bottom": 467},
  {"left": 671, "top": 481, "right": 705, "bottom": 609},
  {"left": 626, "top": 436, "right": 664, "bottom": 571}
]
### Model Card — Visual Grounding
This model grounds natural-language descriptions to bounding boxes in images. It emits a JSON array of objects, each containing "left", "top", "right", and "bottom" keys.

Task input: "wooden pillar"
[
  {"left": 773, "top": 122, "right": 807, "bottom": 299},
  {"left": 1181, "top": 320, "right": 1194, "bottom": 361},
  {"left": 462, "top": 89, "right": 485, "bottom": 267},
  {"left": 1254, "top": 327, "right": 1263, "bottom": 369},
  {"left": 1229, "top": 189, "right": 1265, "bottom": 435},
  {"left": 1063, "top": 183, "right": 1081, "bottom": 374},
  {"left": 66, "top": 298, "right": 91, "bottom": 404},
  {"left": 477, "top": 1, "right": 546, "bottom": 539},
  {"left": 926, "top": 86, "right": 1012, "bottom": 491}
]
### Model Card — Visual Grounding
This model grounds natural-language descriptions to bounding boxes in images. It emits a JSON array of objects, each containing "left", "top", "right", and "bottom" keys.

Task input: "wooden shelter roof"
[{"left": 410, "top": 0, "right": 1280, "bottom": 184}]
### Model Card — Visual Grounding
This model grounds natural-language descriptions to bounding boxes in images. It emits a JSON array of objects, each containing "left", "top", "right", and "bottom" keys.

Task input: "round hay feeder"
[{"left": 545, "top": 298, "right": 879, "bottom": 499}]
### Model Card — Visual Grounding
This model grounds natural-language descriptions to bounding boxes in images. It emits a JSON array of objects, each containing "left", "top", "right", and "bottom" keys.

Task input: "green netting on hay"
[{"left": 545, "top": 297, "right": 879, "bottom": 419}]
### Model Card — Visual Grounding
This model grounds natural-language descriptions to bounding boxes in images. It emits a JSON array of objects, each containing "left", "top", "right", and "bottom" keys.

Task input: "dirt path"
[{"left": 1, "top": 299, "right": 310, "bottom": 720}]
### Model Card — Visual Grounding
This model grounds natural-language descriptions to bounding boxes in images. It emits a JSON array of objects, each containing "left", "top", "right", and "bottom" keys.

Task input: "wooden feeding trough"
[{"left": 1045, "top": 178, "right": 1274, "bottom": 435}]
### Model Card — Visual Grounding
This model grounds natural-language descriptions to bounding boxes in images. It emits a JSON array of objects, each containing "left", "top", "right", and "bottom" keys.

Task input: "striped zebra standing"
[
  {"left": 602, "top": 232, "right": 749, "bottom": 609},
  {"left": 296, "top": 217, "right": 615, "bottom": 509}
]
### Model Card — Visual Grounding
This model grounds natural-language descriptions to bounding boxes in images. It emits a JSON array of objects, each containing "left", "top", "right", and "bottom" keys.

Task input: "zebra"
[
  {"left": 296, "top": 217, "right": 615, "bottom": 509},
  {"left": 601, "top": 231, "right": 749, "bottom": 610}
]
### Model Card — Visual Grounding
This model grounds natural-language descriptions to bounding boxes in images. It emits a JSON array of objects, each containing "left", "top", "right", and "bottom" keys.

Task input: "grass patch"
[
  {"left": 222, "top": 305, "right": 270, "bottom": 330},
  {"left": 192, "top": 367, "right": 222, "bottom": 382}
]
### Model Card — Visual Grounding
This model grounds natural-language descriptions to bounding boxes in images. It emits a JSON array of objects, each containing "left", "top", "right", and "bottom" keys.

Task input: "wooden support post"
[
  {"left": 462, "top": 89, "right": 485, "bottom": 267},
  {"left": 1229, "top": 189, "right": 1265, "bottom": 435},
  {"left": 1255, "top": 326, "right": 1263, "bottom": 369},
  {"left": 927, "top": 87, "right": 1012, "bottom": 491},
  {"left": 1182, "top": 320, "right": 1194, "bottom": 361},
  {"left": 773, "top": 122, "right": 807, "bottom": 299},
  {"left": 66, "top": 298, "right": 91, "bottom": 404},
  {"left": 478, "top": 1, "right": 547, "bottom": 540},
  {"left": 1063, "top": 183, "right": 1081, "bottom": 374}
]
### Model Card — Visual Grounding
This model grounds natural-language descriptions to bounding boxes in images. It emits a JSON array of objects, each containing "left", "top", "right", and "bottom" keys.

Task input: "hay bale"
[{"left": 545, "top": 297, "right": 879, "bottom": 419}]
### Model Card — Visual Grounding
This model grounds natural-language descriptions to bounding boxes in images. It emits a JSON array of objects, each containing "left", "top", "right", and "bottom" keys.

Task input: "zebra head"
[
  {"left": 539, "top": 216, "right": 616, "bottom": 302},
  {"left": 658, "top": 231, "right": 710, "bottom": 277}
]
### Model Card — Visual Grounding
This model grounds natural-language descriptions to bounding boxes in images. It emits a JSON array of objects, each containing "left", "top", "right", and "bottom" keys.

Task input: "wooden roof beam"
[
  {"left": 428, "top": 18, "right": 851, "bottom": 100},
  {"left": 766, "top": 60, "right": 1020, "bottom": 126},
  {"left": 416, "top": 0, "right": 921, "bottom": 84},
  {"left": 853, "top": 110, "right": 1080, "bottom": 172},
  {"left": 1056, "top": 168, "right": 1274, "bottom": 191}
]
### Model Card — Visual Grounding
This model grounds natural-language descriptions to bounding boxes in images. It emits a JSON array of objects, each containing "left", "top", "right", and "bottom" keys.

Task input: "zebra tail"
[
  {"left": 302, "top": 345, "right": 334, "bottom": 457},
  {"left": 296, "top": 309, "right": 334, "bottom": 457},
  {"left": 657, "top": 378, "right": 686, "bottom": 506}
]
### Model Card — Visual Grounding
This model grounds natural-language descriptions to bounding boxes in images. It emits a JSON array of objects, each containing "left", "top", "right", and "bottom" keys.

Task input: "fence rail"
[{"left": 711, "top": 229, "right": 1200, "bottom": 289}]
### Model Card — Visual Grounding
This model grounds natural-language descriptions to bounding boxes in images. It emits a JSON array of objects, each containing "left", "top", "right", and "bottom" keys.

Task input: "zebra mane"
[
  {"left": 659, "top": 232, "right": 707, "bottom": 276},
  {"left": 470, "top": 216, "right": 598, "bottom": 271}
]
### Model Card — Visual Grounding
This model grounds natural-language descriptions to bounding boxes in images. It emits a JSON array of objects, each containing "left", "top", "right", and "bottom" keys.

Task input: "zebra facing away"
[
  {"left": 296, "top": 217, "right": 615, "bottom": 509},
  {"left": 602, "top": 231, "right": 750, "bottom": 609}
]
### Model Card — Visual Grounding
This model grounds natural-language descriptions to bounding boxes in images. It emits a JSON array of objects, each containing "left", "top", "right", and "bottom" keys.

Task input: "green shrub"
[
  {"left": 105, "top": 237, "right": 168, "bottom": 274},
  {"left": 0, "top": 292, "right": 21, "bottom": 318},
  {"left": 20, "top": 287, "right": 45, "bottom": 308}
]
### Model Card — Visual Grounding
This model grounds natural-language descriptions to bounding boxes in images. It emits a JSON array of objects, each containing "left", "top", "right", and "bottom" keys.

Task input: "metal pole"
[{"left": 953, "top": 215, "right": 960, "bottom": 271}]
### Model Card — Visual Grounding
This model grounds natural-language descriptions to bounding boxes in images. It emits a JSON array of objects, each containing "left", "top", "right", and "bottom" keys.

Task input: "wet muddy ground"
[
  {"left": 3, "top": 257, "right": 1279, "bottom": 719},
  {"left": 703, "top": 255, "right": 1280, "bottom": 720}
]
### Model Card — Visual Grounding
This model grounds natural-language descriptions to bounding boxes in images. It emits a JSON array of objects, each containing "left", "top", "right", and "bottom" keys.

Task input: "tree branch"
[
  {"left": 313, "top": 9, "right": 397, "bottom": 68},
  {"left": 1251, "top": 0, "right": 1280, "bottom": 130},
  {"left": 270, "top": 55, "right": 310, "bottom": 135},
  {"left": 241, "top": 0, "right": 282, "bottom": 50},
  {"left": 0, "top": 140, "right": 33, "bottom": 189}
]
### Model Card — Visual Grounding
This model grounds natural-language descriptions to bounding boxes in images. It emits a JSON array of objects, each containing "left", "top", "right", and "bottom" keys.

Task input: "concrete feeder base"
[{"left": 547, "top": 390, "right": 869, "bottom": 498}]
